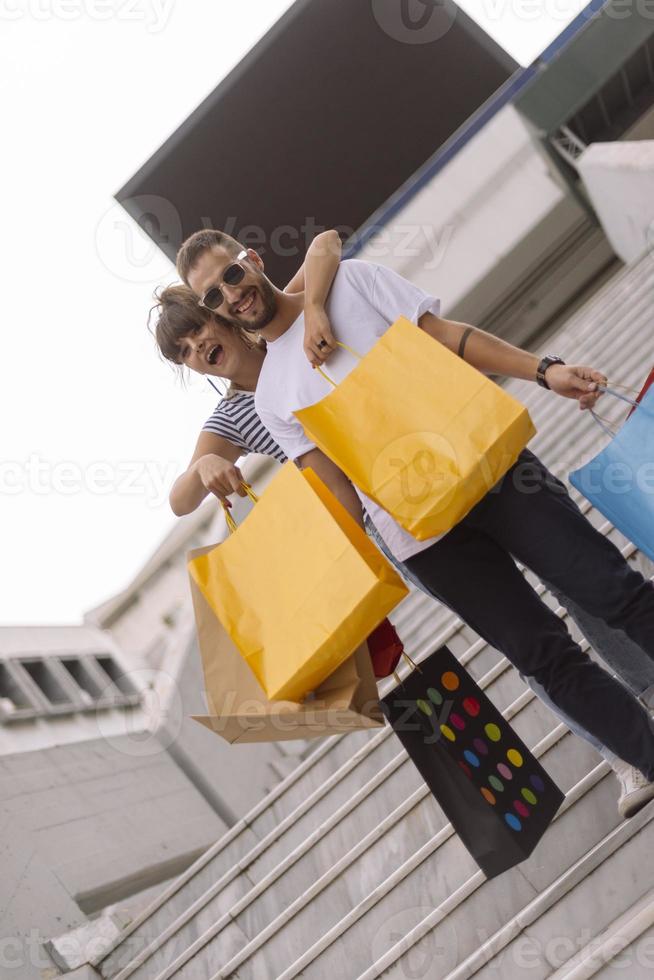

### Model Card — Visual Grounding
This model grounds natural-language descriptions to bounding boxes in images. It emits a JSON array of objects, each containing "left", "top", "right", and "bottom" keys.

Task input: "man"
[{"left": 177, "top": 229, "right": 654, "bottom": 796}]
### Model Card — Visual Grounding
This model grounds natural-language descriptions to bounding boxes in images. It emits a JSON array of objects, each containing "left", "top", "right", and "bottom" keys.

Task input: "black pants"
[{"left": 404, "top": 450, "right": 654, "bottom": 780}]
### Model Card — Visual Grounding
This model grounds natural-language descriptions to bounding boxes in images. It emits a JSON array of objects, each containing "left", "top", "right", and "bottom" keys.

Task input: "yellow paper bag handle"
[
  {"left": 314, "top": 340, "right": 364, "bottom": 388},
  {"left": 221, "top": 483, "right": 259, "bottom": 535}
]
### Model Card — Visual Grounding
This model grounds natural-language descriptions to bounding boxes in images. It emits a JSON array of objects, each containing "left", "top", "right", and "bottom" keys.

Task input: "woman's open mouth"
[
  {"left": 207, "top": 343, "right": 223, "bottom": 366},
  {"left": 234, "top": 288, "right": 256, "bottom": 315}
]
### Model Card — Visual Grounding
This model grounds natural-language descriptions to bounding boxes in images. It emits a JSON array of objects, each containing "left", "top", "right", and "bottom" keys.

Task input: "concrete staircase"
[{"left": 84, "top": 254, "right": 654, "bottom": 979}]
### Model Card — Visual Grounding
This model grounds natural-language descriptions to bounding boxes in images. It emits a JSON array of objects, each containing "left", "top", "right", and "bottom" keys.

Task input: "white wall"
[{"left": 356, "top": 105, "right": 567, "bottom": 311}]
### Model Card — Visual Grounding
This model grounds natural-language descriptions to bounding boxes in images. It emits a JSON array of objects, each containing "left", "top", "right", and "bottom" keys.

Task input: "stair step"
[
  {"left": 446, "top": 805, "right": 654, "bottom": 980},
  {"left": 97, "top": 598, "right": 609, "bottom": 980},
  {"left": 136, "top": 726, "right": 596, "bottom": 980},
  {"left": 222, "top": 736, "right": 606, "bottom": 980},
  {"left": 100, "top": 637, "right": 550, "bottom": 980},
  {"left": 546, "top": 889, "right": 654, "bottom": 980}
]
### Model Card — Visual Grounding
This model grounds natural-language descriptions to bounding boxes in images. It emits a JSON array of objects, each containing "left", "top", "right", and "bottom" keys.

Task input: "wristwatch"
[{"left": 536, "top": 354, "right": 566, "bottom": 390}]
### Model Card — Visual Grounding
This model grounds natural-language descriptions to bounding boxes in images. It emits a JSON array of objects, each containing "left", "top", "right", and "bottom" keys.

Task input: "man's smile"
[{"left": 233, "top": 287, "right": 257, "bottom": 315}]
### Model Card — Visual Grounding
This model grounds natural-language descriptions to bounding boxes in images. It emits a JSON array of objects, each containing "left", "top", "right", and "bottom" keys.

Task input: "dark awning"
[{"left": 116, "top": 0, "right": 516, "bottom": 285}]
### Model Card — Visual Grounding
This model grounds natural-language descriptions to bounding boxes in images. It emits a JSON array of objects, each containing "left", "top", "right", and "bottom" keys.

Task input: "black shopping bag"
[{"left": 381, "top": 646, "right": 565, "bottom": 878}]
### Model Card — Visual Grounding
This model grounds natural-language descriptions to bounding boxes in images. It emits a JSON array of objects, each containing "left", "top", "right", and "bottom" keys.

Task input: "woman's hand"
[
  {"left": 192, "top": 454, "right": 246, "bottom": 505},
  {"left": 304, "top": 304, "right": 337, "bottom": 368},
  {"left": 545, "top": 364, "right": 608, "bottom": 410}
]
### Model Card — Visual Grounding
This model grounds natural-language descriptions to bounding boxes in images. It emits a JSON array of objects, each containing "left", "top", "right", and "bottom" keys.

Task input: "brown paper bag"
[{"left": 188, "top": 546, "right": 385, "bottom": 744}]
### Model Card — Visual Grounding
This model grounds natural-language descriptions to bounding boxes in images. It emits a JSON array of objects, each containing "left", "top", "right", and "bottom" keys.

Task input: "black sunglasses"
[{"left": 198, "top": 249, "right": 249, "bottom": 312}]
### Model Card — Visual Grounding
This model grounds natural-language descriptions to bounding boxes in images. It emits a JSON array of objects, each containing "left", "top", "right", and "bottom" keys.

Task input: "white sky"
[{"left": 1, "top": 0, "right": 588, "bottom": 624}]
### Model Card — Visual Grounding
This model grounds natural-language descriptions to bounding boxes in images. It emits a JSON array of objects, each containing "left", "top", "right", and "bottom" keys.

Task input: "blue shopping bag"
[{"left": 570, "top": 385, "right": 654, "bottom": 562}]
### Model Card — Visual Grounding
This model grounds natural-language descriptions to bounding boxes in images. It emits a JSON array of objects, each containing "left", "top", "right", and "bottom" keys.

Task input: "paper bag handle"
[
  {"left": 589, "top": 384, "right": 642, "bottom": 438},
  {"left": 221, "top": 483, "right": 259, "bottom": 535},
  {"left": 314, "top": 341, "right": 364, "bottom": 388},
  {"left": 391, "top": 650, "right": 423, "bottom": 687}
]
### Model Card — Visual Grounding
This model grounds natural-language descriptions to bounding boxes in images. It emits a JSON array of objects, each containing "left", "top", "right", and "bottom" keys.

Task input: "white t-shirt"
[{"left": 255, "top": 259, "right": 444, "bottom": 561}]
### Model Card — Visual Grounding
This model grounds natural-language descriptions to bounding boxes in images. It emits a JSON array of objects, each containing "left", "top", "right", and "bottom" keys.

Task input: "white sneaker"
[{"left": 617, "top": 766, "right": 654, "bottom": 819}]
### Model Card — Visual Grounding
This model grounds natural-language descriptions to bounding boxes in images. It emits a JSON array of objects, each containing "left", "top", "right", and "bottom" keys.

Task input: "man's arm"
[
  {"left": 297, "top": 448, "right": 365, "bottom": 528},
  {"left": 419, "top": 312, "right": 607, "bottom": 411},
  {"left": 169, "top": 431, "right": 244, "bottom": 516}
]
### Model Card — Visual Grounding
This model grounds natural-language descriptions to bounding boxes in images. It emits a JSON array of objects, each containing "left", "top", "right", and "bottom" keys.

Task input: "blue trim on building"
[{"left": 344, "top": 0, "right": 606, "bottom": 258}]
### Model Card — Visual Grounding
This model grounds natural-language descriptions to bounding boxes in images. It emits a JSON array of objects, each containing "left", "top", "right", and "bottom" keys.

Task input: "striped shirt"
[{"left": 202, "top": 390, "right": 288, "bottom": 463}]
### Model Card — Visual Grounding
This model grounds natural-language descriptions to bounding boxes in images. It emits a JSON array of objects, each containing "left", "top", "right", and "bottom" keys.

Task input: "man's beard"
[{"left": 230, "top": 278, "right": 277, "bottom": 333}]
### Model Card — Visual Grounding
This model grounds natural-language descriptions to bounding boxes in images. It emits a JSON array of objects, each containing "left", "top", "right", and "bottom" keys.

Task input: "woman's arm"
[
  {"left": 283, "top": 229, "right": 341, "bottom": 295},
  {"left": 304, "top": 230, "right": 341, "bottom": 367},
  {"left": 283, "top": 229, "right": 342, "bottom": 368},
  {"left": 169, "top": 430, "right": 246, "bottom": 516}
]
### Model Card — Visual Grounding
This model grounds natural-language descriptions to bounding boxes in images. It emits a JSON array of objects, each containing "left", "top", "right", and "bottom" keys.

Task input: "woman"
[{"left": 151, "top": 232, "right": 654, "bottom": 816}]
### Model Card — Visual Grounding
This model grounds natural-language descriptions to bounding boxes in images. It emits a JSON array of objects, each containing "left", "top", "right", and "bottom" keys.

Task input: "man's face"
[{"left": 187, "top": 246, "right": 277, "bottom": 333}]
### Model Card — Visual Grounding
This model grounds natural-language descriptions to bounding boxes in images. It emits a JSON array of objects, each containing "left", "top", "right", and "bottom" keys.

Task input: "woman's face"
[{"left": 178, "top": 315, "right": 258, "bottom": 380}]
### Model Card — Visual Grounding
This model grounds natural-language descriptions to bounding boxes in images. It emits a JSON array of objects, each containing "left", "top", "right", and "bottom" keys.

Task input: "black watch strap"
[{"left": 536, "top": 354, "right": 565, "bottom": 390}]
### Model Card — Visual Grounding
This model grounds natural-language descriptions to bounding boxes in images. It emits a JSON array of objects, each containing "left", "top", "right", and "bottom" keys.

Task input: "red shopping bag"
[
  {"left": 627, "top": 367, "right": 654, "bottom": 419},
  {"left": 367, "top": 618, "right": 404, "bottom": 678}
]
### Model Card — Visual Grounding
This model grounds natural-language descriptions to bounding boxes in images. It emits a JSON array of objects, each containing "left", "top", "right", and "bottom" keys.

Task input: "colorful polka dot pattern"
[
  {"left": 441, "top": 671, "right": 460, "bottom": 691},
  {"left": 463, "top": 696, "right": 480, "bottom": 717},
  {"left": 416, "top": 667, "right": 550, "bottom": 833},
  {"left": 485, "top": 723, "right": 501, "bottom": 742}
]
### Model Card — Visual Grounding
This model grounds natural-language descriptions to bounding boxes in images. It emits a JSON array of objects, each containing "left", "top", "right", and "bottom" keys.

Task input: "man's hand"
[
  {"left": 544, "top": 364, "right": 608, "bottom": 410},
  {"left": 192, "top": 455, "right": 246, "bottom": 505},
  {"left": 303, "top": 305, "right": 337, "bottom": 368}
]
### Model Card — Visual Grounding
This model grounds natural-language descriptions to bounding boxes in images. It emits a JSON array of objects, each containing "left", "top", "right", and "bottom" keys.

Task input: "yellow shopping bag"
[
  {"left": 295, "top": 317, "right": 536, "bottom": 539},
  {"left": 187, "top": 462, "right": 409, "bottom": 703}
]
